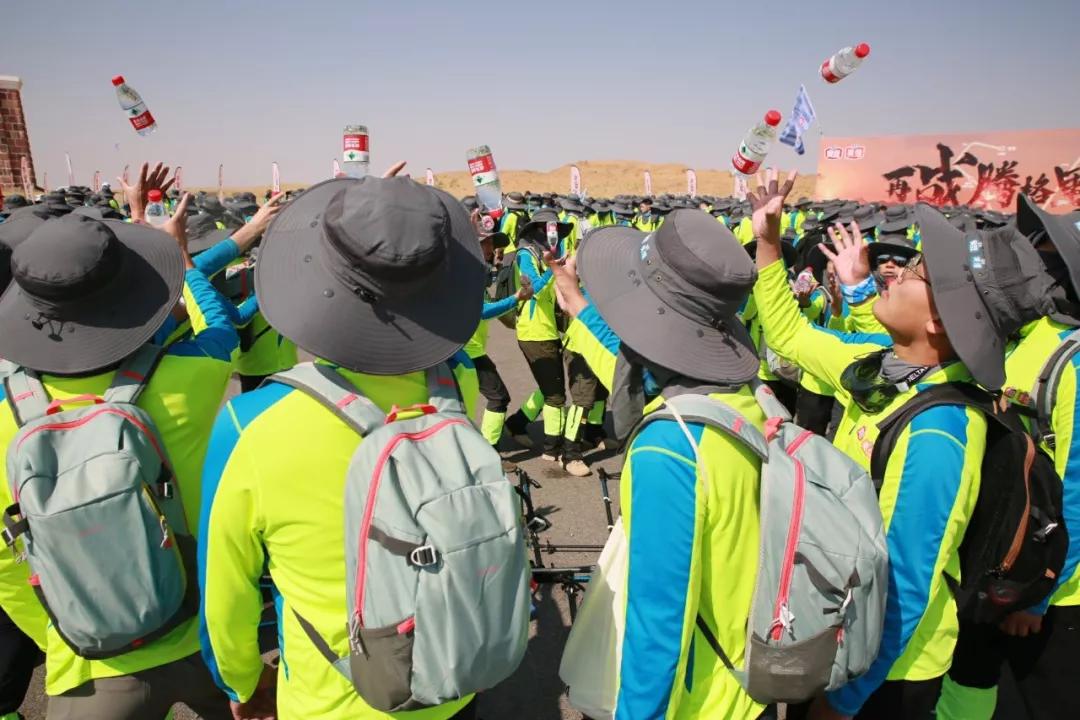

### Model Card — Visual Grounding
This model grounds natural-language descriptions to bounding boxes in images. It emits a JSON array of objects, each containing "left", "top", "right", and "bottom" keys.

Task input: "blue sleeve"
[
  {"left": 616, "top": 420, "right": 704, "bottom": 719},
  {"left": 481, "top": 294, "right": 518, "bottom": 320},
  {"left": 817, "top": 325, "right": 893, "bottom": 348},
  {"left": 193, "top": 238, "right": 240, "bottom": 278},
  {"left": 828, "top": 406, "right": 969, "bottom": 715},
  {"left": 233, "top": 296, "right": 260, "bottom": 327},
  {"left": 578, "top": 303, "right": 621, "bottom": 356},
  {"left": 180, "top": 268, "right": 239, "bottom": 361},
  {"left": 152, "top": 314, "right": 179, "bottom": 346},
  {"left": 516, "top": 249, "right": 552, "bottom": 294}
]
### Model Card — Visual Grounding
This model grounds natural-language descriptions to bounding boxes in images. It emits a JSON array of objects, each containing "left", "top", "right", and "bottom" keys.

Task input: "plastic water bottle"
[
  {"left": 146, "top": 189, "right": 168, "bottom": 226},
  {"left": 793, "top": 268, "right": 816, "bottom": 295},
  {"left": 112, "top": 76, "right": 157, "bottom": 136},
  {"left": 732, "top": 111, "right": 782, "bottom": 176},
  {"left": 467, "top": 145, "right": 503, "bottom": 213},
  {"left": 821, "top": 43, "right": 871, "bottom": 84},
  {"left": 342, "top": 125, "right": 370, "bottom": 178}
]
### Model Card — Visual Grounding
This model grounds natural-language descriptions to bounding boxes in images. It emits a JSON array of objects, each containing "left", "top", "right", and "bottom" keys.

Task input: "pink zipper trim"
[
  {"left": 16, "top": 408, "right": 168, "bottom": 464},
  {"left": 354, "top": 418, "right": 466, "bottom": 627},
  {"left": 397, "top": 617, "right": 416, "bottom": 635},
  {"left": 770, "top": 431, "right": 813, "bottom": 640}
]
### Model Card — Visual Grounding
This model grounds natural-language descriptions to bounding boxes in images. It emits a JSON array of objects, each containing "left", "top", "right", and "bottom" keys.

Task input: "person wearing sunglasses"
[
  {"left": 868, "top": 232, "right": 920, "bottom": 288},
  {"left": 748, "top": 170, "right": 1055, "bottom": 720},
  {"left": 937, "top": 195, "right": 1080, "bottom": 720}
]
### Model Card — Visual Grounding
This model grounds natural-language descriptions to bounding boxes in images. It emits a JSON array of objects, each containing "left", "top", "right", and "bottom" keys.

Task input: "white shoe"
[
  {"left": 563, "top": 459, "right": 592, "bottom": 477},
  {"left": 540, "top": 452, "right": 561, "bottom": 463}
]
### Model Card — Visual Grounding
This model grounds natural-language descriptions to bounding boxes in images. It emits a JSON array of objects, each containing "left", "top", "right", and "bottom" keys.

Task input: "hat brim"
[
  {"left": 189, "top": 227, "right": 234, "bottom": 255},
  {"left": 1017, "top": 195, "right": 1080, "bottom": 297},
  {"left": 578, "top": 226, "right": 760, "bottom": 385},
  {"left": 868, "top": 240, "right": 918, "bottom": 264},
  {"left": 745, "top": 240, "right": 800, "bottom": 269},
  {"left": 255, "top": 177, "right": 485, "bottom": 375},
  {"left": 0, "top": 221, "right": 184, "bottom": 374},
  {"left": 918, "top": 204, "right": 1004, "bottom": 389}
]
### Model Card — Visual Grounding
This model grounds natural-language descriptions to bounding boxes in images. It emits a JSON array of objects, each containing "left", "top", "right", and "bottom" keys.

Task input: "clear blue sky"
[{"left": 4, "top": 0, "right": 1079, "bottom": 188}]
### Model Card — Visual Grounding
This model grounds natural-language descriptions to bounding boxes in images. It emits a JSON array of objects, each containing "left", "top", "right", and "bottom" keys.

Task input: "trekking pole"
[{"left": 597, "top": 469, "right": 617, "bottom": 532}]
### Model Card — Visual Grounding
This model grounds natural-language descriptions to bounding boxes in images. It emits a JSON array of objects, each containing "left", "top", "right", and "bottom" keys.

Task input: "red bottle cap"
[
  {"left": 764, "top": 110, "right": 782, "bottom": 127},
  {"left": 147, "top": 190, "right": 162, "bottom": 202},
  {"left": 854, "top": 43, "right": 870, "bottom": 59},
  {"left": 111, "top": 75, "right": 125, "bottom": 86}
]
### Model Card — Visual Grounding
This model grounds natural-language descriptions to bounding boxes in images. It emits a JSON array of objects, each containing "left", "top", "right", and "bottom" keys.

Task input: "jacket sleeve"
[
  {"left": 193, "top": 238, "right": 241, "bottom": 278},
  {"left": 564, "top": 303, "right": 621, "bottom": 392},
  {"left": 481, "top": 295, "right": 518, "bottom": 320},
  {"left": 754, "top": 260, "right": 891, "bottom": 401},
  {"left": 616, "top": 420, "right": 704, "bottom": 719},
  {"left": 516, "top": 249, "right": 553, "bottom": 295},
  {"left": 1035, "top": 356, "right": 1080, "bottom": 612},
  {"left": 828, "top": 405, "right": 983, "bottom": 715},
  {"left": 198, "top": 401, "right": 268, "bottom": 702},
  {"left": 0, "top": 474, "right": 47, "bottom": 649},
  {"left": 448, "top": 350, "right": 480, "bottom": 419},
  {"left": 845, "top": 295, "right": 889, "bottom": 335},
  {"left": 182, "top": 268, "right": 240, "bottom": 362}
]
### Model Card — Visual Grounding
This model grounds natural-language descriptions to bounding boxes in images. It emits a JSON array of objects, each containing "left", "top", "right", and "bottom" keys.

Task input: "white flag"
[
  {"left": 734, "top": 174, "right": 749, "bottom": 200},
  {"left": 65, "top": 152, "right": 74, "bottom": 186},
  {"left": 570, "top": 165, "right": 582, "bottom": 196},
  {"left": 426, "top": 168, "right": 435, "bottom": 186},
  {"left": 271, "top": 162, "right": 281, "bottom": 195},
  {"left": 644, "top": 171, "right": 653, "bottom": 196},
  {"left": 92, "top": 170, "right": 101, "bottom": 193},
  {"left": 175, "top": 166, "right": 183, "bottom": 192},
  {"left": 332, "top": 159, "right": 341, "bottom": 178},
  {"left": 20, "top": 156, "right": 32, "bottom": 198},
  {"left": 686, "top": 169, "right": 698, "bottom": 197}
]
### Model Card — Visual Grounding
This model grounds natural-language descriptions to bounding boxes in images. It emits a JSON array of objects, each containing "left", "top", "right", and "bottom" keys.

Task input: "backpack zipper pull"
[{"left": 158, "top": 517, "right": 172, "bottom": 549}]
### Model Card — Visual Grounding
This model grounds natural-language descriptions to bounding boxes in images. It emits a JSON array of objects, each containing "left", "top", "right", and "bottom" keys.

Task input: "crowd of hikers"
[{"left": 0, "top": 159, "right": 1077, "bottom": 720}]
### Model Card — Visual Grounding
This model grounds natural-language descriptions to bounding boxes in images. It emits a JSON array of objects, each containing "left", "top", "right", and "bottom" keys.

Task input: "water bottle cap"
[
  {"left": 764, "top": 110, "right": 782, "bottom": 127},
  {"left": 147, "top": 189, "right": 162, "bottom": 202},
  {"left": 111, "top": 75, "right": 125, "bottom": 86},
  {"left": 854, "top": 43, "right": 870, "bottom": 58}
]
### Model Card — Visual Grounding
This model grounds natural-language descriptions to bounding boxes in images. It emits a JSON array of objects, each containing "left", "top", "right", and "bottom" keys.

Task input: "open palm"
[{"left": 747, "top": 168, "right": 798, "bottom": 242}]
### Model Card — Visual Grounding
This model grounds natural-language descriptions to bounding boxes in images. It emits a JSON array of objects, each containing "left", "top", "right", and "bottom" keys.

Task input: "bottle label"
[
  {"left": 468, "top": 153, "right": 498, "bottom": 186},
  {"left": 821, "top": 58, "right": 842, "bottom": 83},
  {"left": 129, "top": 108, "right": 155, "bottom": 131},
  {"left": 343, "top": 133, "right": 370, "bottom": 163},
  {"left": 732, "top": 150, "right": 762, "bottom": 175}
]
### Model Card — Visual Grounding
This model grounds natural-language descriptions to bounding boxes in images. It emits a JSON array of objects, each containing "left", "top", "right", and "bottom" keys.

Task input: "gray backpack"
[
  {"left": 1, "top": 345, "right": 198, "bottom": 659},
  {"left": 1031, "top": 327, "right": 1080, "bottom": 452},
  {"left": 626, "top": 383, "right": 889, "bottom": 704},
  {"left": 271, "top": 362, "right": 530, "bottom": 712}
]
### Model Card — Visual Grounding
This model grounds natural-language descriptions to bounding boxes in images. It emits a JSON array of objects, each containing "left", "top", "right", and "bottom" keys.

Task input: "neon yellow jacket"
[
  {"left": 564, "top": 306, "right": 767, "bottom": 718},
  {"left": 198, "top": 355, "right": 479, "bottom": 720},
  {"left": 632, "top": 214, "right": 663, "bottom": 233},
  {"left": 0, "top": 269, "right": 238, "bottom": 696},
  {"left": 1003, "top": 317, "right": 1080, "bottom": 609},
  {"left": 754, "top": 260, "right": 986, "bottom": 715},
  {"left": 514, "top": 246, "right": 559, "bottom": 342}
]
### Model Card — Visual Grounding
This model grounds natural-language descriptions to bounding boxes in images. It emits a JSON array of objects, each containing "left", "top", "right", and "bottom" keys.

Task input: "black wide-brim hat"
[
  {"left": 255, "top": 177, "right": 485, "bottom": 375},
  {"left": 518, "top": 210, "right": 574, "bottom": 250},
  {"left": 577, "top": 211, "right": 760, "bottom": 385},
  {"left": 745, "top": 239, "right": 800, "bottom": 270},
  {"left": 0, "top": 214, "right": 184, "bottom": 374},
  {"left": 1017, "top": 194, "right": 1080, "bottom": 297}
]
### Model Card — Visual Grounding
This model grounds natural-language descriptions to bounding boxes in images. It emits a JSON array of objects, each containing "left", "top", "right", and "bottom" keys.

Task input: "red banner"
[{"left": 816, "top": 128, "right": 1080, "bottom": 212}]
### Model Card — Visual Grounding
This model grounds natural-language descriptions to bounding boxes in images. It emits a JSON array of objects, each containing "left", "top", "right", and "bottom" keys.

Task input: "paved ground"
[{"left": 17, "top": 322, "right": 1028, "bottom": 719}]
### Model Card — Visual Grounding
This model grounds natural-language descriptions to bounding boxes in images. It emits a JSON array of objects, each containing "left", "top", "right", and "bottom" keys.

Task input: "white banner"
[
  {"left": 20, "top": 156, "right": 32, "bottom": 198},
  {"left": 426, "top": 168, "right": 435, "bottom": 186},
  {"left": 65, "top": 152, "right": 74, "bottom": 186},
  {"left": 644, "top": 171, "right": 653, "bottom": 196},
  {"left": 271, "top": 162, "right": 281, "bottom": 195},
  {"left": 686, "top": 169, "right": 697, "bottom": 197},
  {"left": 174, "top": 166, "right": 183, "bottom": 192},
  {"left": 92, "top": 170, "right": 101, "bottom": 193},
  {"left": 570, "top": 165, "right": 582, "bottom": 196},
  {"left": 332, "top": 159, "right": 341, "bottom": 178},
  {"left": 733, "top": 174, "right": 749, "bottom": 200}
]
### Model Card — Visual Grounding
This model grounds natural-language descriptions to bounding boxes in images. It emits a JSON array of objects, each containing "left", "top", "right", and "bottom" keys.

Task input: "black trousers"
[
  {"left": 785, "top": 677, "right": 943, "bottom": 720},
  {"left": 518, "top": 340, "right": 566, "bottom": 408},
  {"left": 473, "top": 355, "right": 511, "bottom": 413},
  {"left": 763, "top": 380, "right": 798, "bottom": 418},
  {"left": 795, "top": 389, "right": 834, "bottom": 436},
  {"left": 948, "top": 605, "right": 1080, "bottom": 719},
  {"left": 0, "top": 607, "right": 41, "bottom": 714}
]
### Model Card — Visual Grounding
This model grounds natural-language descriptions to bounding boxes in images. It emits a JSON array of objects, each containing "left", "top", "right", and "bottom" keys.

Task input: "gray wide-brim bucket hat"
[
  {"left": 919, "top": 203, "right": 1055, "bottom": 390},
  {"left": 577, "top": 209, "right": 760, "bottom": 385},
  {"left": 0, "top": 214, "right": 184, "bottom": 374},
  {"left": 256, "top": 176, "right": 486, "bottom": 375}
]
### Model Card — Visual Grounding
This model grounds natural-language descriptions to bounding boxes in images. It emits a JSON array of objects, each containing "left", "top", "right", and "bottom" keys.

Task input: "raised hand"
[
  {"left": 118, "top": 162, "right": 175, "bottom": 223},
  {"left": 233, "top": 192, "right": 288, "bottom": 252},
  {"left": 543, "top": 250, "right": 587, "bottom": 318},
  {"left": 819, "top": 222, "right": 871, "bottom": 287},
  {"left": 161, "top": 192, "right": 192, "bottom": 255},
  {"left": 747, "top": 168, "right": 798, "bottom": 243}
]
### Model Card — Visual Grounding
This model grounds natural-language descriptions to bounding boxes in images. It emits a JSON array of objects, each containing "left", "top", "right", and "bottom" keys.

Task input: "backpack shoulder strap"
[
  {"left": 104, "top": 344, "right": 167, "bottom": 405},
  {"left": 1032, "top": 328, "right": 1080, "bottom": 449},
  {"left": 425, "top": 363, "right": 465, "bottom": 416},
  {"left": 4, "top": 369, "right": 50, "bottom": 427},
  {"left": 267, "top": 363, "right": 384, "bottom": 436},
  {"left": 869, "top": 382, "right": 997, "bottom": 483},
  {"left": 626, "top": 393, "right": 769, "bottom": 463}
]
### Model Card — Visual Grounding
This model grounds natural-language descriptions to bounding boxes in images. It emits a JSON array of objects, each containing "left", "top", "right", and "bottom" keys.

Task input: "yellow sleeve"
[{"left": 564, "top": 305, "right": 619, "bottom": 392}]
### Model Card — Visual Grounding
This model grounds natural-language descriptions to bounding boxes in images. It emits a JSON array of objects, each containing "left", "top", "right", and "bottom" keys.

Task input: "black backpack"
[
  {"left": 870, "top": 383, "right": 1068, "bottom": 624},
  {"left": 491, "top": 251, "right": 520, "bottom": 329}
]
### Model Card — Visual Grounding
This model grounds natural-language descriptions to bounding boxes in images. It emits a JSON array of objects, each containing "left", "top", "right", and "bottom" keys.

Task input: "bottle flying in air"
[
  {"left": 342, "top": 125, "right": 370, "bottom": 178},
  {"left": 467, "top": 145, "right": 503, "bottom": 215},
  {"left": 145, "top": 189, "right": 168, "bottom": 226},
  {"left": 821, "top": 43, "right": 871, "bottom": 83},
  {"left": 112, "top": 76, "right": 156, "bottom": 136},
  {"left": 732, "top": 111, "right": 782, "bottom": 176}
]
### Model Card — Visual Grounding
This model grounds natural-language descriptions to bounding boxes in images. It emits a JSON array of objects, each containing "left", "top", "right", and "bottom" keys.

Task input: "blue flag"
[{"left": 779, "top": 85, "right": 817, "bottom": 156}]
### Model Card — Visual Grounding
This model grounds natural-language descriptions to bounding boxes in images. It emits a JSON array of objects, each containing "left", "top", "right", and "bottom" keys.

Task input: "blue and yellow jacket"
[
  {"left": 515, "top": 245, "right": 558, "bottom": 342},
  {"left": 1003, "top": 316, "right": 1080, "bottom": 610},
  {"left": 0, "top": 268, "right": 238, "bottom": 696},
  {"left": 565, "top": 305, "right": 767, "bottom": 719},
  {"left": 198, "top": 354, "right": 479, "bottom": 720},
  {"left": 754, "top": 260, "right": 986, "bottom": 716},
  {"left": 464, "top": 294, "right": 518, "bottom": 359}
]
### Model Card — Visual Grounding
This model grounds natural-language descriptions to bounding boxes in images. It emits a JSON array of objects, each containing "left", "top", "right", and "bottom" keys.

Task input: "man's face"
[
  {"left": 639, "top": 202, "right": 651, "bottom": 215},
  {"left": 874, "top": 255, "right": 909, "bottom": 284},
  {"left": 873, "top": 254, "right": 939, "bottom": 345},
  {"left": 479, "top": 236, "right": 496, "bottom": 264}
]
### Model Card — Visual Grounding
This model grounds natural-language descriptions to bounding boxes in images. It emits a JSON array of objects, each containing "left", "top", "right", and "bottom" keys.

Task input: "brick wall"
[{"left": 0, "top": 76, "right": 36, "bottom": 194}]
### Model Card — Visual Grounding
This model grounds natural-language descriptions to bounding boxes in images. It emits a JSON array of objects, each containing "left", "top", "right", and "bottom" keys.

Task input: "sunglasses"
[
  {"left": 898, "top": 254, "right": 931, "bottom": 286},
  {"left": 874, "top": 254, "right": 913, "bottom": 268}
]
